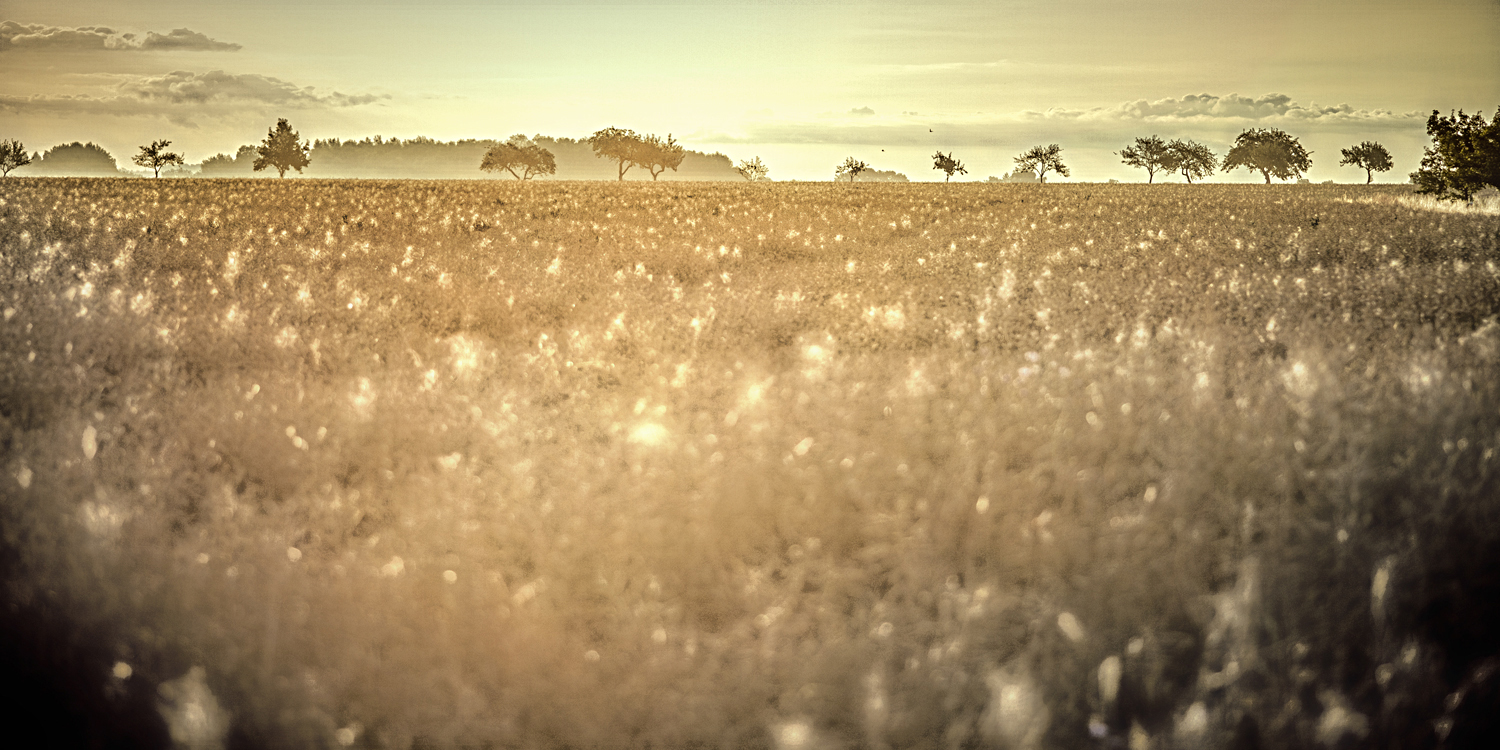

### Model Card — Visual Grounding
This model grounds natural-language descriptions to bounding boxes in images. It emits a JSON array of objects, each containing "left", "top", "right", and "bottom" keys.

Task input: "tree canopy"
[
  {"left": 480, "top": 135, "right": 557, "bottom": 180},
  {"left": 1163, "top": 139, "right": 1218, "bottom": 184},
  {"left": 587, "top": 127, "right": 646, "bottom": 181},
  {"left": 254, "top": 119, "right": 311, "bottom": 178},
  {"left": 133, "top": 139, "right": 185, "bottom": 178},
  {"left": 1014, "top": 144, "right": 1068, "bottom": 183},
  {"left": 0, "top": 139, "right": 30, "bottom": 176},
  {"left": 834, "top": 157, "right": 869, "bottom": 183},
  {"left": 639, "top": 134, "right": 686, "bottom": 181},
  {"left": 1339, "top": 141, "right": 1392, "bottom": 184},
  {"left": 29, "top": 142, "right": 120, "bottom": 176},
  {"left": 1410, "top": 109, "right": 1500, "bottom": 201},
  {"left": 932, "top": 151, "right": 967, "bottom": 182},
  {"left": 1221, "top": 128, "right": 1311, "bottom": 184},
  {"left": 1118, "top": 136, "right": 1171, "bottom": 183},
  {"left": 201, "top": 145, "right": 258, "bottom": 177}
]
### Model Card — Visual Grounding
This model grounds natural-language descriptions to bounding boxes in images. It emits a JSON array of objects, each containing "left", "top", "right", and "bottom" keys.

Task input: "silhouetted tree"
[
  {"left": 1014, "top": 144, "right": 1068, "bottom": 183},
  {"left": 932, "top": 151, "right": 967, "bottom": 182},
  {"left": 1222, "top": 128, "right": 1310, "bottom": 184},
  {"left": 1163, "top": 139, "right": 1218, "bottom": 184},
  {"left": 480, "top": 135, "right": 557, "bottom": 180},
  {"left": 1338, "top": 141, "right": 1392, "bottom": 184},
  {"left": 735, "top": 157, "right": 770, "bottom": 182},
  {"left": 1410, "top": 108, "right": 1500, "bottom": 201},
  {"left": 0, "top": 139, "right": 30, "bottom": 176},
  {"left": 132, "top": 139, "right": 185, "bottom": 178},
  {"left": 1118, "top": 136, "right": 1171, "bottom": 183},
  {"left": 253, "top": 119, "right": 311, "bottom": 177},
  {"left": 637, "top": 134, "right": 685, "bottom": 180},
  {"left": 835, "top": 157, "right": 869, "bottom": 183},
  {"left": 587, "top": 127, "right": 648, "bottom": 181}
]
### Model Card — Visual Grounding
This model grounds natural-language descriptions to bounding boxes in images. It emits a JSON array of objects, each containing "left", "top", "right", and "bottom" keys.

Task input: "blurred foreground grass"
[{"left": 1, "top": 179, "right": 1497, "bottom": 749}]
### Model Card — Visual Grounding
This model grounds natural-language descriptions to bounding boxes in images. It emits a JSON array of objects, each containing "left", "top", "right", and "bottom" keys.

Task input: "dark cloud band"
[
  {"left": 0, "top": 70, "right": 385, "bottom": 127},
  {"left": 0, "top": 21, "right": 241, "bottom": 52}
]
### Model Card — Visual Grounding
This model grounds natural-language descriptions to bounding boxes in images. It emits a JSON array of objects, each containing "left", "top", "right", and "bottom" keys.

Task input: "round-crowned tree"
[
  {"left": 1221, "top": 128, "right": 1310, "bottom": 184},
  {"left": 253, "top": 119, "right": 311, "bottom": 178}
]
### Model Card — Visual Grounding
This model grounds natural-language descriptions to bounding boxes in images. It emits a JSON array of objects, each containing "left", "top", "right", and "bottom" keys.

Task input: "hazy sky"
[{"left": 3, "top": 0, "right": 1497, "bottom": 181}]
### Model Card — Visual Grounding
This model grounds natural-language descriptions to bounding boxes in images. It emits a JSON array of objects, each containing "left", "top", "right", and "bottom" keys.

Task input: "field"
[{"left": 1, "top": 178, "right": 1497, "bottom": 749}]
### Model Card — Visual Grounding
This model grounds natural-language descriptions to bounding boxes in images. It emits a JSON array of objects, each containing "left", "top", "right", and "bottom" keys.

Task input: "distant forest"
[
  {"left": 12, "top": 136, "right": 742, "bottom": 180},
  {"left": 21, "top": 142, "right": 128, "bottom": 177},
  {"left": 201, "top": 135, "right": 741, "bottom": 180},
  {"left": 843, "top": 168, "right": 910, "bottom": 183}
]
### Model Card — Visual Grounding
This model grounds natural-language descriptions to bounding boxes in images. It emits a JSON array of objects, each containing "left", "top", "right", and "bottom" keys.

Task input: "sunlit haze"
[{"left": 3, "top": 0, "right": 1498, "bottom": 180}]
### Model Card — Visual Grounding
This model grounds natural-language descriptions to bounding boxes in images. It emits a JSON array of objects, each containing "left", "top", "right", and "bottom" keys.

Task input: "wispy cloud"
[
  {"left": 0, "top": 21, "right": 241, "bottom": 52},
  {"left": 1025, "top": 92, "right": 1421, "bottom": 123},
  {"left": 696, "top": 92, "right": 1423, "bottom": 147},
  {"left": 0, "top": 70, "right": 386, "bottom": 126}
]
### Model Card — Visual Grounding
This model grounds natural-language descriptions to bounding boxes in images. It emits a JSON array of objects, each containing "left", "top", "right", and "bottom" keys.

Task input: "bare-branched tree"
[
  {"left": 1014, "top": 144, "right": 1069, "bottom": 183},
  {"left": 835, "top": 157, "right": 869, "bottom": 183},
  {"left": 735, "top": 156, "right": 770, "bottom": 182},
  {"left": 0, "top": 139, "right": 31, "bottom": 176},
  {"left": 932, "top": 151, "right": 967, "bottom": 182},
  {"left": 133, "top": 139, "right": 185, "bottom": 178}
]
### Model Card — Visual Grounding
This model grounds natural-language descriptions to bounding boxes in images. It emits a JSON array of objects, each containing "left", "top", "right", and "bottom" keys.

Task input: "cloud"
[
  {"left": 1025, "top": 92, "right": 1420, "bottom": 123},
  {"left": 0, "top": 21, "right": 241, "bottom": 52},
  {"left": 121, "top": 70, "right": 383, "bottom": 107},
  {"left": 695, "top": 92, "right": 1422, "bottom": 148},
  {"left": 0, "top": 70, "right": 385, "bottom": 125},
  {"left": 139, "top": 28, "right": 241, "bottom": 52}
]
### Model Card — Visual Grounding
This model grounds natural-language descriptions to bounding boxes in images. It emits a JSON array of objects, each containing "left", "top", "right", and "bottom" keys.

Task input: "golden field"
[{"left": 1, "top": 178, "right": 1497, "bottom": 749}]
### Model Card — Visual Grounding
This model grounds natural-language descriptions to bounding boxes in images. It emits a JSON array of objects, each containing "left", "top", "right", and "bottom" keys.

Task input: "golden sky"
[{"left": 3, "top": 0, "right": 1497, "bottom": 181}]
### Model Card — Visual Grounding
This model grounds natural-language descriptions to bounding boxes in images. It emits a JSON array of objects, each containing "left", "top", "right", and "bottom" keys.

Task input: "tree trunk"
[
  {"left": 1366, "top": 170, "right": 1373, "bottom": 184},
  {"left": 1263, "top": 171, "right": 1271, "bottom": 184}
]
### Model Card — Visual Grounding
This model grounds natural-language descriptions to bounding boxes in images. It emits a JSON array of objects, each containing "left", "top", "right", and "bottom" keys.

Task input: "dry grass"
[{"left": 1, "top": 178, "right": 1497, "bottom": 749}]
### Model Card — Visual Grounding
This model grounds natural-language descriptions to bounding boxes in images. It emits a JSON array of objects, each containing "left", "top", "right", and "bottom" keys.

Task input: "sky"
[{"left": 2, "top": 0, "right": 1497, "bottom": 182}]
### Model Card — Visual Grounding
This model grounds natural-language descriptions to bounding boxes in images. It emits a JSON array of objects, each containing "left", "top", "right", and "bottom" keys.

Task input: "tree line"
[
  {"left": 2, "top": 109, "right": 1497, "bottom": 199},
  {"left": 814, "top": 113, "right": 1498, "bottom": 200},
  {"left": 1117, "top": 129, "right": 1387, "bottom": 185},
  {"left": 0, "top": 121, "right": 738, "bottom": 181}
]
